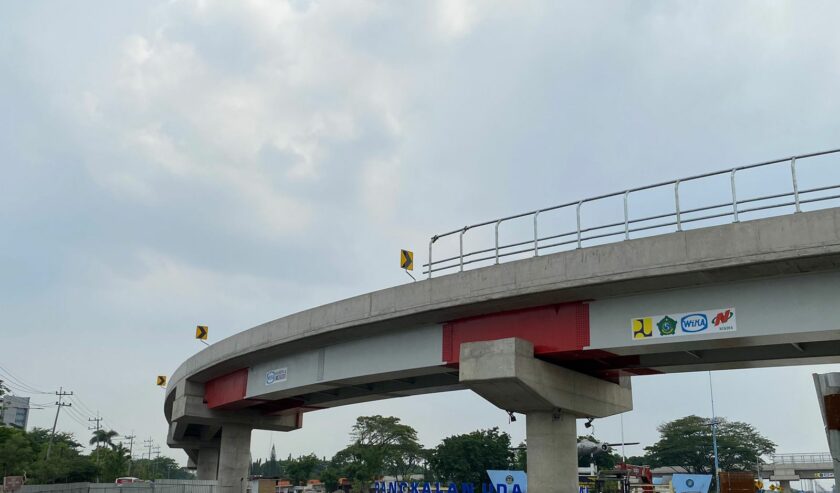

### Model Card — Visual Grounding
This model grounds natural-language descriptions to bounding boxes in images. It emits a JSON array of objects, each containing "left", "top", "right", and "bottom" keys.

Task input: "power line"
[
  {"left": 70, "top": 395, "right": 121, "bottom": 431},
  {"left": 69, "top": 394, "right": 98, "bottom": 416},
  {"left": 70, "top": 394, "right": 127, "bottom": 434},
  {"left": 0, "top": 365, "right": 50, "bottom": 394},
  {"left": 1, "top": 379, "right": 45, "bottom": 396},
  {"left": 61, "top": 406, "right": 90, "bottom": 428},
  {"left": 0, "top": 365, "right": 129, "bottom": 438},
  {"left": 64, "top": 403, "right": 99, "bottom": 432}
]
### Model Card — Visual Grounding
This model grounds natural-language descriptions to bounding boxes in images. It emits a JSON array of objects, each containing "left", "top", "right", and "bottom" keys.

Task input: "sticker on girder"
[{"left": 630, "top": 308, "right": 736, "bottom": 340}]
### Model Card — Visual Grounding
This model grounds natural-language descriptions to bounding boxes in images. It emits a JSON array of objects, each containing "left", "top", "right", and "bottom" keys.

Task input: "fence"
[
  {"left": 772, "top": 453, "right": 833, "bottom": 464},
  {"left": 423, "top": 148, "right": 840, "bottom": 277},
  {"left": 19, "top": 480, "right": 217, "bottom": 493}
]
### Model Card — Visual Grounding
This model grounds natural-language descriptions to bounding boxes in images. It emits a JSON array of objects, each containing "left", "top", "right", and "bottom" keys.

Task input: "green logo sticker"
[{"left": 657, "top": 316, "right": 677, "bottom": 336}]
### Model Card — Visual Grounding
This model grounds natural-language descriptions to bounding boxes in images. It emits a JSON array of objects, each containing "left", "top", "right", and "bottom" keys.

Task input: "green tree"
[
  {"left": 625, "top": 455, "right": 648, "bottom": 465},
  {"left": 0, "top": 427, "right": 35, "bottom": 476},
  {"left": 428, "top": 428, "right": 513, "bottom": 486},
  {"left": 330, "top": 416, "right": 422, "bottom": 488},
  {"left": 0, "top": 379, "right": 8, "bottom": 417},
  {"left": 131, "top": 456, "right": 194, "bottom": 480},
  {"left": 286, "top": 453, "right": 319, "bottom": 485},
  {"left": 0, "top": 426, "right": 99, "bottom": 482},
  {"left": 98, "top": 445, "right": 130, "bottom": 482},
  {"left": 266, "top": 445, "right": 282, "bottom": 477},
  {"left": 511, "top": 442, "right": 527, "bottom": 471},
  {"left": 90, "top": 429, "right": 119, "bottom": 449},
  {"left": 644, "top": 415, "right": 775, "bottom": 474},
  {"left": 319, "top": 462, "right": 341, "bottom": 492}
]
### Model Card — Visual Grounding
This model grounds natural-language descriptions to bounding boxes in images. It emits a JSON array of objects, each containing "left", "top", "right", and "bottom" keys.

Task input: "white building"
[{"left": 1, "top": 395, "right": 31, "bottom": 430}]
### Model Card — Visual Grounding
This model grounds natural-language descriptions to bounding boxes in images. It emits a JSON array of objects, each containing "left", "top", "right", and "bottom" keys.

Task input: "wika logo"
[
  {"left": 681, "top": 314, "right": 708, "bottom": 333},
  {"left": 713, "top": 309, "right": 734, "bottom": 327}
]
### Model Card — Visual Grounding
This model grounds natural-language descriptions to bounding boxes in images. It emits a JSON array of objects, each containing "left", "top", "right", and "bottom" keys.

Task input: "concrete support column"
[
  {"left": 814, "top": 373, "right": 840, "bottom": 493},
  {"left": 219, "top": 424, "right": 252, "bottom": 493},
  {"left": 459, "top": 338, "right": 632, "bottom": 493},
  {"left": 527, "top": 410, "right": 578, "bottom": 493},
  {"left": 196, "top": 447, "right": 220, "bottom": 480},
  {"left": 779, "top": 480, "right": 792, "bottom": 493}
]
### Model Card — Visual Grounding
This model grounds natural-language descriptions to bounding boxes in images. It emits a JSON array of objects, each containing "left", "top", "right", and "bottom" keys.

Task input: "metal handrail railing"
[
  {"left": 772, "top": 453, "right": 833, "bottom": 464},
  {"left": 423, "top": 148, "right": 840, "bottom": 277}
]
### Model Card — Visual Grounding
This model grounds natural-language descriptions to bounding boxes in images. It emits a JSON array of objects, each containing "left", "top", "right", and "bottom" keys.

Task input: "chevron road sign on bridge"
[
  {"left": 400, "top": 249, "right": 414, "bottom": 271},
  {"left": 195, "top": 325, "right": 208, "bottom": 340}
]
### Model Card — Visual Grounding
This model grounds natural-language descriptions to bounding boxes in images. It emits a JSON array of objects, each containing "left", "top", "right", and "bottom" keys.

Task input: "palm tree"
[{"left": 90, "top": 429, "right": 119, "bottom": 449}]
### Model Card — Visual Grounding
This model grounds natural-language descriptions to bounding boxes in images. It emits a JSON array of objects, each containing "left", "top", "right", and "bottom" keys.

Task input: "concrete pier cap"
[
  {"left": 459, "top": 337, "right": 633, "bottom": 493},
  {"left": 459, "top": 337, "right": 633, "bottom": 417}
]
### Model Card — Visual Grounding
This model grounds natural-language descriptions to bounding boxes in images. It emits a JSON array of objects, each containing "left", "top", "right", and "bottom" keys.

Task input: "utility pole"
[
  {"left": 89, "top": 411, "right": 103, "bottom": 481},
  {"left": 46, "top": 387, "right": 73, "bottom": 460},
  {"left": 709, "top": 371, "right": 721, "bottom": 493},
  {"left": 124, "top": 434, "right": 136, "bottom": 476},
  {"left": 144, "top": 437, "right": 154, "bottom": 460},
  {"left": 151, "top": 446, "right": 161, "bottom": 479}
]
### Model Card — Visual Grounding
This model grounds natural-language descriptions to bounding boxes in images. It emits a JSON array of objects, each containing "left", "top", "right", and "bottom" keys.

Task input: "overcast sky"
[{"left": 4, "top": 0, "right": 840, "bottom": 473}]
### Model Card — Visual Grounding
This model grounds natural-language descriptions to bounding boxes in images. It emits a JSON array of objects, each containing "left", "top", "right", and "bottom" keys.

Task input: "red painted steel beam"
[{"left": 442, "top": 302, "right": 591, "bottom": 364}]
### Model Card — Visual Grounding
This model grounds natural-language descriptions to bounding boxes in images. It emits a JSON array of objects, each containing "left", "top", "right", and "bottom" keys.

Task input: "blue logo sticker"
[
  {"left": 680, "top": 314, "right": 708, "bottom": 333},
  {"left": 265, "top": 368, "right": 287, "bottom": 385}
]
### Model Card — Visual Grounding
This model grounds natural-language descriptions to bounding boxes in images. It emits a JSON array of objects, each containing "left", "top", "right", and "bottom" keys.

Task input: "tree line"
[
  {"left": 0, "top": 426, "right": 193, "bottom": 483},
  {"left": 252, "top": 414, "right": 775, "bottom": 492},
  {"left": 0, "top": 381, "right": 192, "bottom": 483},
  {"left": 250, "top": 416, "right": 523, "bottom": 492}
]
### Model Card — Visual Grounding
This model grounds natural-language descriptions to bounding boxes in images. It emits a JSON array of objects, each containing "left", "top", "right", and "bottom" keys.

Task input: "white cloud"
[{"left": 435, "top": 0, "right": 480, "bottom": 39}]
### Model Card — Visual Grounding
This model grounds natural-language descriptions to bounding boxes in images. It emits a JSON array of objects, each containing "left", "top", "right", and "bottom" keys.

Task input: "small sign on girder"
[
  {"left": 400, "top": 249, "right": 414, "bottom": 271},
  {"left": 195, "top": 325, "right": 208, "bottom": 340}
]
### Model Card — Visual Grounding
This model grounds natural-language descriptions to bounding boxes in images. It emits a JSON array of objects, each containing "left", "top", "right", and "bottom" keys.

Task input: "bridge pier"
[
  {"left": 459, "top": 337, "right": 633, "bottom": 493},
  {"left": 218, "top": 423, "right": 252, "bottom": 493},
  {"left": 196, "top": 447, "right": 220, "bottom": 480},
  {"left": 814, "top": 373, "right": 840, "bottom": 493},
  {"left": 526, "top": 410, "right": 578, "bottom": 493}
]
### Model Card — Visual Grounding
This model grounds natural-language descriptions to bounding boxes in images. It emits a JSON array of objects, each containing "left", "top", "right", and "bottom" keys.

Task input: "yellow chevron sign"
[
  {"left": 400, "top": 249, "right": 414, "bottom": 271},
  {"left": 196, "top": 325, "right": 208, "bottom": 340},
  {"left": 156, "top": 375, "right": 167, "bottom": 387}
]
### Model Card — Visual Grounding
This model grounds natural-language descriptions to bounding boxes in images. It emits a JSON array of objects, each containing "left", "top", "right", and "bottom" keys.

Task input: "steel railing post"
[
  {"left": 427, "top": 238, "right": 434, "bottom": 279},
  {"left": 495, "top": 220, "right": 502, "bottom": 264},
  {"left": 730, "top": 169, "right": 739, "bottom": 222},
  {"left": 674, "top": 180, "right": 682, "bottom": 231},
  {"left": 623, "top": 191, "right": 630, "bottom": 240},
  {"left": 459, "top": 227, "right": 467, "bottom": 272},
  {"left": 576, "top": 200, "right": 584, "bottom": 248},
  {"left": 790, "top": 157, "right": 801, "bottom": 213},
  {"left": 533, "top": 211, "right": 540, "bottom": 256}
]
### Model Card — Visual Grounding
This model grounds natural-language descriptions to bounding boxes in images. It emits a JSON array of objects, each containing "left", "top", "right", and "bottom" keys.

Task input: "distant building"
[{"left": 1, "top": 395, "right": 31, "bottom": 430}]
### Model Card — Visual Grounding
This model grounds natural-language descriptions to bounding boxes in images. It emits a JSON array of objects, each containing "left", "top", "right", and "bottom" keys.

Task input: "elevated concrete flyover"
[
  {"left": 760, "top": 453, "right": 835, "bottom": 493},
  {"left": 165, "top": 205, "right": 840, "bottom": 493},
  {"left": 167, "top": 144, "right": 840, "bottom": 492}
]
